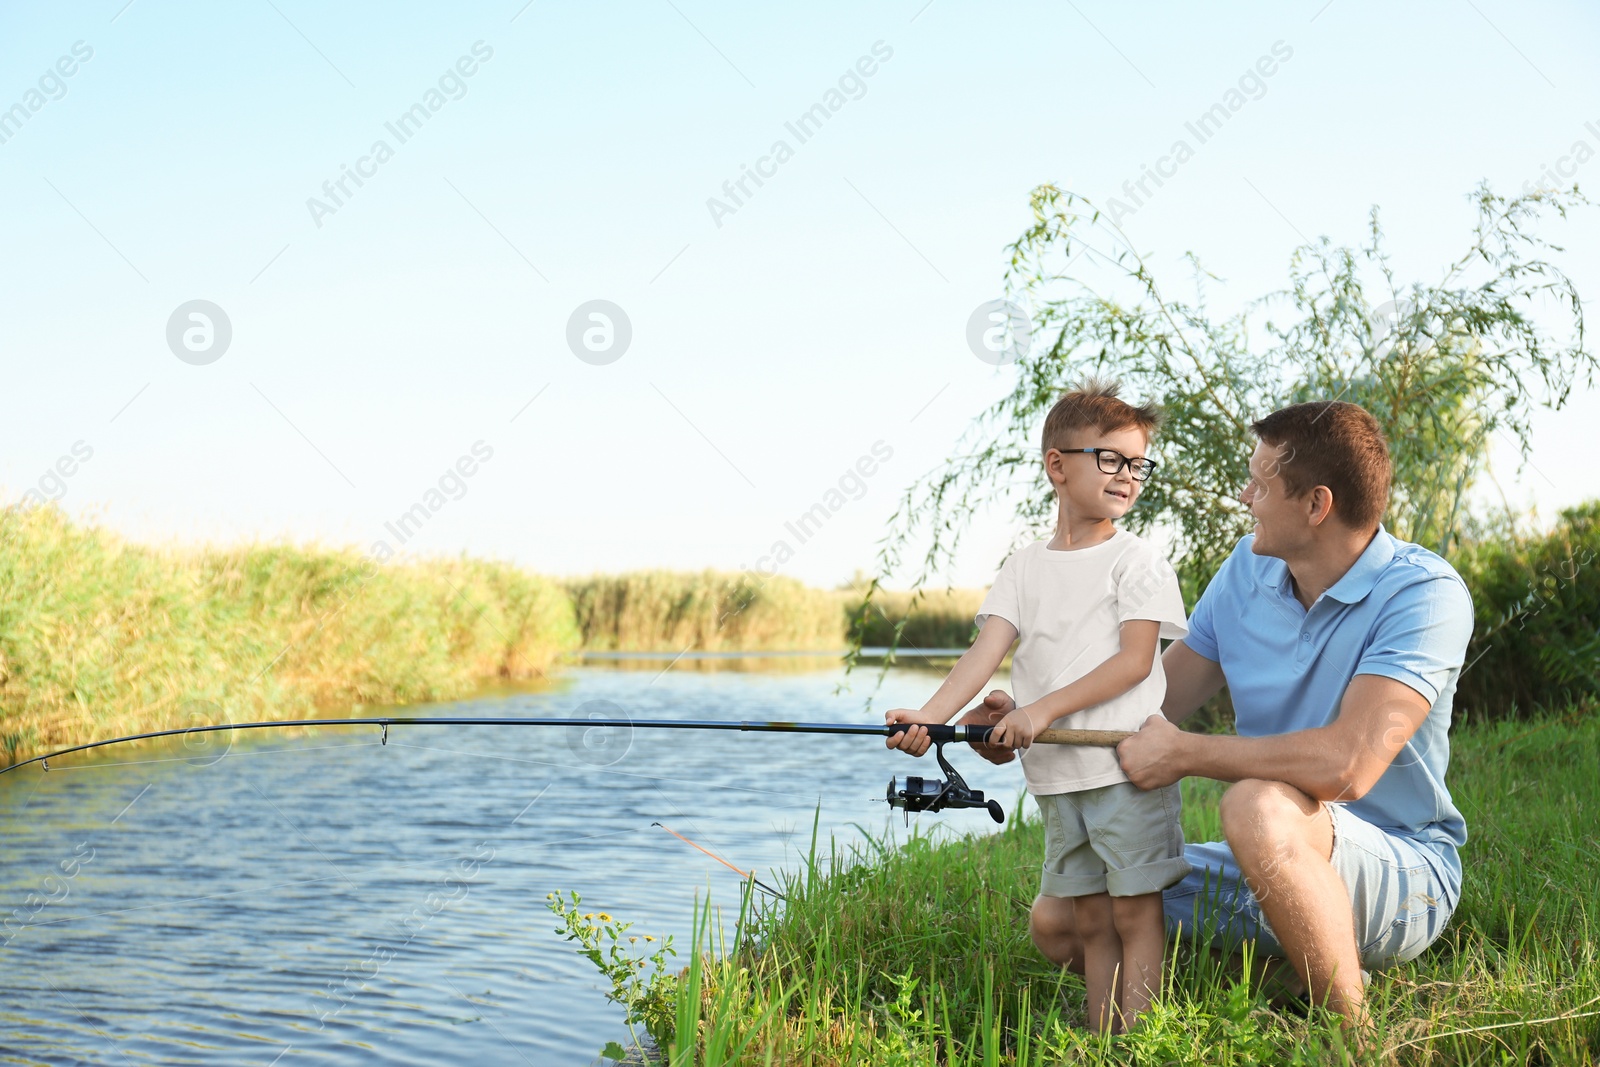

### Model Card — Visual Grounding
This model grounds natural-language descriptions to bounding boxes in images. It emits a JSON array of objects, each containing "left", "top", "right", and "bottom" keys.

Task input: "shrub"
[{"left": 1454, "top": 501, "right": 1600, "bottom": 718}]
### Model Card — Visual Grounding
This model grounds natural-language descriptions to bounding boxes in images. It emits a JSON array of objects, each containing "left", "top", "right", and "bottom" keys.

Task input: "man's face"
[{"left": 1240, "top": 439, "right": 1304, "bottom": 557}]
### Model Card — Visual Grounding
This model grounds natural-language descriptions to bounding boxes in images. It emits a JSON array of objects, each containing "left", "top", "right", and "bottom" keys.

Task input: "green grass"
[
  {"left": 642, "top": 708, "right": 1600, "bottom": 1065},
  {"left": 0, "top": 505, "right": 579, "bottom": 764}
]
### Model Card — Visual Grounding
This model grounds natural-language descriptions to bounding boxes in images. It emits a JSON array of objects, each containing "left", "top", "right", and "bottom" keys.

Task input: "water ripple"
[{"left": 1, "top": 666, "right": 1018, "bottom": 1064}]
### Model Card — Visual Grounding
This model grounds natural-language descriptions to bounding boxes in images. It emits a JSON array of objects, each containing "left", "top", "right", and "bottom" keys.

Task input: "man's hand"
[
  {"left": 988, "top": 707, "right": 1038, "bottom": 750},
  {"left": 959, "top": 690, "right": 1018, "bottom": 765},
  {"left": 1116, "top": 714, "right": 1190, "bottom": 789}
]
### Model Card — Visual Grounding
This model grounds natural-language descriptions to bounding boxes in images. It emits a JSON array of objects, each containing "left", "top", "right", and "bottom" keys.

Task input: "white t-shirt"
[{"left": 976, "top": 530, "right": 1189, "bottom": 795}]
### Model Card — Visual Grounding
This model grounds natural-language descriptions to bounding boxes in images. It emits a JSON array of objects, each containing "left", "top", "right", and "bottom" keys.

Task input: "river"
[{"left": 0, "top": 662, "right": 1023, "bottom": 1065}]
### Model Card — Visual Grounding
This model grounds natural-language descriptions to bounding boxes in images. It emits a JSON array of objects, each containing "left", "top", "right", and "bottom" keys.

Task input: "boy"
[{"left": 887, "top": 378, "right": 1191, "bottom": 1033}]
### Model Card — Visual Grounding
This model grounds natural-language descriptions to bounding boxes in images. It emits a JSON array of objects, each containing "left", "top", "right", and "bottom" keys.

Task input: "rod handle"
[{"left": 1034, "top": 727, "right": 1134, "bottom": 746}]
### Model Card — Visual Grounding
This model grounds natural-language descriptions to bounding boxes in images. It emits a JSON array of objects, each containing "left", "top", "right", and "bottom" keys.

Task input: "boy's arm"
[
  {"left": 989, "top": 619, "right": 1159, "bottom": 748},
  {"left": 885, "top": 615, "right": 1018, "bottom": 756}
]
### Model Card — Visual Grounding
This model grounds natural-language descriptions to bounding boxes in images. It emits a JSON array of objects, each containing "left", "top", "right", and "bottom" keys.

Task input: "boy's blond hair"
[{"left": 1041, "top": 377, "right": 1163, "bottom": 454}]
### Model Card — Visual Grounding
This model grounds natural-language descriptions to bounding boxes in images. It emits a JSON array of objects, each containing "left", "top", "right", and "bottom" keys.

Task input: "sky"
[{"left": 3, "top": 0, "right": 1598, "bottom": 588}]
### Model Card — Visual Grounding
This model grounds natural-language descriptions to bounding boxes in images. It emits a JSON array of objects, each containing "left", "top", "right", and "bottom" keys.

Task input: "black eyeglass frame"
[{"left": 1052, "top": 447, "right": 1158, "bottom": 481}]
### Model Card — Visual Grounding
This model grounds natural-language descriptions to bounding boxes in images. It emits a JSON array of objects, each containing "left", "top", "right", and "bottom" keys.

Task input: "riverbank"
[
  {"left": 0, "top": 508, "right": 985, "bottom": 764},
  {"left": 563, "top": 572, "right": 983, "bottom": 653},
  {"left": 638, "top": 708, "right": 1599, "bottom": 1065},
  {"left": 0, "top": 506, "right": 579, "bottom": 764}
]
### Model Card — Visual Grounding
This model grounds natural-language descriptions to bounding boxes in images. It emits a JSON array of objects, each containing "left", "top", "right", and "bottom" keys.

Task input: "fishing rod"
[{"left": 0, "top": 716, "right": 1132, "bottom": 824}]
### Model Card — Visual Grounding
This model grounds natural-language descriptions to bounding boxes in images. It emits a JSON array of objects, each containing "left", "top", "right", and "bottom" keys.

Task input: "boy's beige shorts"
[{"left": 1035, "top": 781, "right": 1191, "bottom": 898}]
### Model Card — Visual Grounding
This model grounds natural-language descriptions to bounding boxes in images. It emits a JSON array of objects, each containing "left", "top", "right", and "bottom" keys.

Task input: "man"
[{"left": 952, "top": 400, "right": 1474, "bottom": 1025}]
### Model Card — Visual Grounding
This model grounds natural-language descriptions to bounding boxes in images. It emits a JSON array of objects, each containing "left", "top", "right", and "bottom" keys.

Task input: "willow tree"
[{"left": 858, "top": 182, "right": 1592, "bottom": 645}]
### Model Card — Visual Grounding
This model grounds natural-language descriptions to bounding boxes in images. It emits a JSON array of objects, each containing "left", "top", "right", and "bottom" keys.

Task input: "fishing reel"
[{"left": 886, "top": 738, "right": 1004, "bottom": 824}]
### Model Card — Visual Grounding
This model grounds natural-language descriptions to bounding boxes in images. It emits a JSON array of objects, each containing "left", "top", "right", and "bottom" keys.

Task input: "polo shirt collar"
[
  {"left": 1259, "top": 525, "right": 1396, "bottom": 607},
  {"left": 1321, "top": 526, "right": 1396, "bottom": 604},
  {"left": 1265, "top": 555, "right": 1295, "bottom": 600}
]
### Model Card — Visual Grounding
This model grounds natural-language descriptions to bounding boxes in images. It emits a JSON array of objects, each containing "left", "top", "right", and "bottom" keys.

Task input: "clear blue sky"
[{"left": 4, "top": 0, "right": 1598, "bottom": 587}]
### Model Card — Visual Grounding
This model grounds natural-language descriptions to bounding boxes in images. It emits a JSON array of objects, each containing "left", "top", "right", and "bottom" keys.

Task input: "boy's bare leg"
[
  {"left": 1036, "top": 887, "right": 1323, "bottom": 1004},
  {"left": 1029, "top": 894, "right": 1084, "bottom": 974},
  {"left": 1033, "top": 886, "right": 1316, "bottom": 1021},
  {"left": 1072, "top": 892, "right": 1122, "bottom": 1033},
  {"left": 1110, "top": 892, "right": 1165, "bottom": 1030},
  {"left": 1221, "top": 779, "right": 1368, "bottom": 1028}
]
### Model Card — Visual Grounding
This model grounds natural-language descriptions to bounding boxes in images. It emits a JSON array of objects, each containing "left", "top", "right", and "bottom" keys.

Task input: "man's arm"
[
  {"left": 1161, "top": 640, "right": 1226, "bottom": 725},
  {"left": 1118, "top": 673, "right": 1431, "bottom": 801}
]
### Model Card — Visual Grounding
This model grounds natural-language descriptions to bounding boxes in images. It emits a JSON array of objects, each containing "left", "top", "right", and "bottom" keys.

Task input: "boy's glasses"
[{"left": 1056, "top": 448, "right": 1158, "bottom": 481}]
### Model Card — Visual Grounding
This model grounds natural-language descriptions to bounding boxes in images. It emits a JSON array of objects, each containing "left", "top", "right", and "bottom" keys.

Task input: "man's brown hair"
[
  {"left": 1250, "top": 401, "right": 1391, "bottom": 530},
  {"left": 1041, "top": 377, "right": 1163, "bottom": 455}
]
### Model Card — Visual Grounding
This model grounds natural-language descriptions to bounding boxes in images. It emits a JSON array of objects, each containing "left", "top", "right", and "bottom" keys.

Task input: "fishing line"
[{"left": 651, "top": 822, "right": 785, "bottom": 899}]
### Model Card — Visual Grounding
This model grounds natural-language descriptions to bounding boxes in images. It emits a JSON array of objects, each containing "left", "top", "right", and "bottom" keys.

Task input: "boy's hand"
[
  {"left": 884, "top": 708, "right": 939, "bottom": 757},
  {"left": 988, "top": 707, "right": 1038, "bottom": 750}
]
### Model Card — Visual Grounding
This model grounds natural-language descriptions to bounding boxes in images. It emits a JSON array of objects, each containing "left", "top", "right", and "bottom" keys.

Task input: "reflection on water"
[
  {"left": 0, "top": 665, "right": 1019, "bottom": 1065},
  {"left": 569, "top": 649, "right": 967, "bottom": 673}
]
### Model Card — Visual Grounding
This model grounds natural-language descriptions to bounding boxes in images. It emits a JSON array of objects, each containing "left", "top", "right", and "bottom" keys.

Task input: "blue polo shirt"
[{"left": 1184, "top": 527, "right": 1475, "bottom": 903}]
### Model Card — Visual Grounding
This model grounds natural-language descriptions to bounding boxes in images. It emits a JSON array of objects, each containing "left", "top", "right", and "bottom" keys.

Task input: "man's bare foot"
[
  {"left": 1266, "top": 964, "right": 1371, "bottom": 1018},
  {"left": 1335, "top": 1010, "right": 1391, "bottom": 1066}
]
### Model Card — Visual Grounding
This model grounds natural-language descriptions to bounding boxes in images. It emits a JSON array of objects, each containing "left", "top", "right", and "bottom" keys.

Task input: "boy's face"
[{"left": 1044, "top": 425, "right": 1150, "bottom": 520}]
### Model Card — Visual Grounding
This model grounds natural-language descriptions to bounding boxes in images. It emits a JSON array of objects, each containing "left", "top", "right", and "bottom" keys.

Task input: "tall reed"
[
  {"left": 845, "top": 585, "right": 985, "bottom": 649},
  {"left": 565, "top": 571, "right": 989, "bottom": 656},
  {"left": 0, "top": 505, "right": 579, "bottom": 763},
  {"left": 564, "top": 570, "right": 847, "bottom": 652}
]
